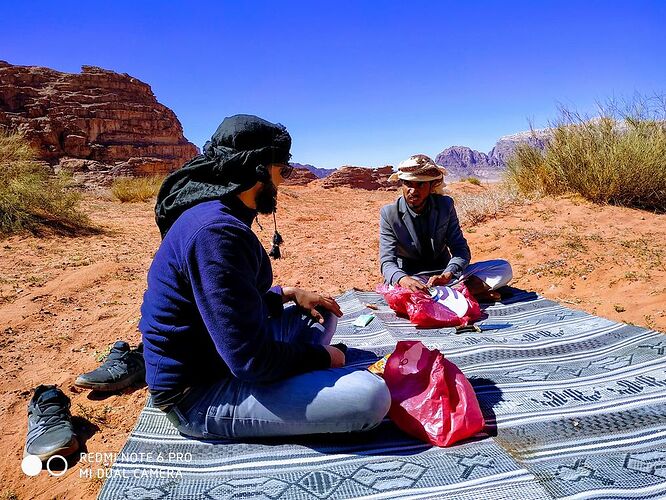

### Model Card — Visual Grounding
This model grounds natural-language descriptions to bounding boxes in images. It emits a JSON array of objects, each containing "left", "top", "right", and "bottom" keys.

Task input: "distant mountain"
[
  {"left": 488, "top": 129, "right": 551, "bottom": 167},
  {"left": 290, "top": 162, "right": 336, "bottom": 178},
  {"left": 434, "top": 146, "right": 495, "bottom": 180},
  {"left": 435, "top": 128, "right": 551, "bottom": 181},
  {"left": 291, "top": 128, "right": 551, "bottom": 183}
]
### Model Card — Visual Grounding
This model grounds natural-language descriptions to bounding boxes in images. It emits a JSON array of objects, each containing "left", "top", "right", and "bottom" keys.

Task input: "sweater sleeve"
[
  {"left": 442, "top": 198, "right": 471, "bottom": 278},
  {"left": 379, "top": 206, "right": 408, "bottom": 285},
  {"left": 264, "top": 285, "right": 284, "bottom": 317},
  {"left": 184, "top": 222, "right": 330, "bottom": 383}
]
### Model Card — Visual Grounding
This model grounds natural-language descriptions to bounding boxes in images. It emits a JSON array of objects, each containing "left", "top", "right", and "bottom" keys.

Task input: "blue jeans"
[{"left": 168, "top": 305, "right": 391, "bottom": 440}]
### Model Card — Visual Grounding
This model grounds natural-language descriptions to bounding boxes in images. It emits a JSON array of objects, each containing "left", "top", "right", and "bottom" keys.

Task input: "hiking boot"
[
  {"left": 25, "top": 385, "right": 79, "bottom": 460},
  {"left": 75, "top": 341, "right": 145, "bottom": 392}
]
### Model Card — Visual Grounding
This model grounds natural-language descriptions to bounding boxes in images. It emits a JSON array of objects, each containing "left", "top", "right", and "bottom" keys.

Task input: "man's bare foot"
[{"left": 464, "top": 275, "right": 501, "bottom": 302}]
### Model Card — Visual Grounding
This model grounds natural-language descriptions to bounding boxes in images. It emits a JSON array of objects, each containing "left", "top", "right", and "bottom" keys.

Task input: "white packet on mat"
[{"left": 428, "top": 286, "right": 469, "bottom": 317}]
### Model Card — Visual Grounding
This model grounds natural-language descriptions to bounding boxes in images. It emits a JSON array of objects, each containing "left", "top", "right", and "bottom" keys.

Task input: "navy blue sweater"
[{"left": 139, "top": 198, "right": 330, "bottom": 395}]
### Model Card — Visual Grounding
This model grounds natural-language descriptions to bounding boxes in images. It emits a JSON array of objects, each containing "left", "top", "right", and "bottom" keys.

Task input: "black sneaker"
[
  {"left": 25, "top": 385, "right": 79, "bottom": 460},
  {"left": 75, "top": 341, "right": 145, "bottom": 392}
]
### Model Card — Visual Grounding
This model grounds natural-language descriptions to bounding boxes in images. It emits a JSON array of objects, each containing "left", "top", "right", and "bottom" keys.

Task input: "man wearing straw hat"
[{"left": 379, "top": 154, "right": 512, "bottom": 301}]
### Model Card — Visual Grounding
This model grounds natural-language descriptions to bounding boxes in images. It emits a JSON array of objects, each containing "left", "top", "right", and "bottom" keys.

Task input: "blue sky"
[{"left": 2, "top": 1, "right": 664, "bottom": 168}]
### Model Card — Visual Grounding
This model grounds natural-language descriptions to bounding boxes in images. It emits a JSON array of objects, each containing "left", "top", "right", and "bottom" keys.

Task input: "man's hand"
[
  {"left": 282, "top": 287, "right": 343, "bottom": 323},
  {"left": 427, "top": 271, "right": 453, "bottom": 288},
  {"left": 324, "top": 345, "right": 346, "bottom": 367},
  {"left": 397, "top": 276, "right": 429, "bottom": 293}
]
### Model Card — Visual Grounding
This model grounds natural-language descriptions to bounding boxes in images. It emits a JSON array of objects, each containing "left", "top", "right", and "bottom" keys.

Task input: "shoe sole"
[
  {"left": 24, "top": 436, "right": 80, "bottom": 462},
  {"left": 74, "top": 370, "right": 145, "bottom": 392}
]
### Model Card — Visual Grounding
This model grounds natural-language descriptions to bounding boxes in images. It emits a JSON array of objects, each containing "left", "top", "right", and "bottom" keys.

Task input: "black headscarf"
[{"left": 155, "top": 114, "right": 291, "bottom": 237}]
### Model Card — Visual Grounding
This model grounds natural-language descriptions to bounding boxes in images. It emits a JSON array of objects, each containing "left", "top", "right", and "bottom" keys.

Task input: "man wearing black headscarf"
[{"left": 140, "top": 115, "right": 390, "bottom": 439}]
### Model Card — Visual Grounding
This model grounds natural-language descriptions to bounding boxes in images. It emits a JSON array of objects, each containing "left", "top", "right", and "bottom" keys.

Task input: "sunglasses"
[
  {"left": 279, "top": 163, "right": 294, "bottom": 179},
  {"left": 400, "top": 179, "right": 430, "bottom": 188}
]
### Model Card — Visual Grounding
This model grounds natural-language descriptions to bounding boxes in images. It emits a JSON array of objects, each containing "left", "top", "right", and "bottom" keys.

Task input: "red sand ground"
[{"left": 0, "top": 183, "right": 664, "bottom": 499}]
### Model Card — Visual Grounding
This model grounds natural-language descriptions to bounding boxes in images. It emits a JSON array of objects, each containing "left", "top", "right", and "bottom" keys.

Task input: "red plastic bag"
[
  {"left": 377, "top": 283, "right": 481, "bottom": 327},
  {"left": 377, "top": 284, "right": 412, "bottom": 316},
  {"left": 407, "top": 284, "right": 481, "bottom": 328},
  {"left": 383, "top": 340, "right": 485, "bottom": 447}
]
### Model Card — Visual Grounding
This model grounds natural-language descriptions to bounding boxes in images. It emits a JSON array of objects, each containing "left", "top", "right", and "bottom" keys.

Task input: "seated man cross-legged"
[
  {"left": 379, "top": 154, "right": 513, "bottom": 302},
  {"left": 140, "top": 114, "right": 390, "bottom": 440}
]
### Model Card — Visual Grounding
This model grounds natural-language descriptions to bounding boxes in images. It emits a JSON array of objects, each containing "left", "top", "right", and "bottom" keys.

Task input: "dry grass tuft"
[
  {"left": 111, "top": 176, "right": 164, "bottom": 203},
  {"left": 506, "top": 95, "right": 666, "bottom": 212},
  {"left": 76, "top": 403, "right": 112, "bottom": 426},
  {"left": 454, "top": 185, "right": 524, "bottom": 226},
  {"left": 0, "top": 490, "right": 19, "bottom": 500},
  {"left": 0, "top": 129, "right": 92, "bottom": 236},
  {"left": 460, "top": 176, "right": 482, "bottom": 186}
]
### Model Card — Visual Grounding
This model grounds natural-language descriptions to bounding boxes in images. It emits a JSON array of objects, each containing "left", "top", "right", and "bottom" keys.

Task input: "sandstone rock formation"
[
  {"left": 435, "top": 128, "right": 550, "bottom": 180},
  {"left": 283, "top": 165, "right": 318, "bottom": 186},
  {"left": 54, "top": 157, "right": 177, "bottom": 188},
  {"left": 0, "top": 61, "right": 198, "bottom": 185},
  {"left": 319, "top": 166, "right": 395, "bottom": 190}
]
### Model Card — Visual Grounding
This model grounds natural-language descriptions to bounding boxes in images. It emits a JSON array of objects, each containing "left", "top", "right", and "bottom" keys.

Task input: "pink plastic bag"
[
  {"left": 377, "top": 284, "right": 412, "bottom": 316},
  {"left": 383, "top": 340, "right": 485, "bottom": 447},
  {"left": 377, "top": 283, "right": 482, "bottom": 327}
]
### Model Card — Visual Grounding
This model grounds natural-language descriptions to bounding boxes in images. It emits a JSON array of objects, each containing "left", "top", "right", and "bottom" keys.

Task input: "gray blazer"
[{"left": 379, "top": 194, "right": 471, "bottom": 285}]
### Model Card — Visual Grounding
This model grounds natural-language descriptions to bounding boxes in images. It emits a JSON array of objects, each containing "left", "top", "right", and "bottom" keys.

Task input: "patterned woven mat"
[{"left": 98, "top": 289, "right": 666, "bottom": 499}]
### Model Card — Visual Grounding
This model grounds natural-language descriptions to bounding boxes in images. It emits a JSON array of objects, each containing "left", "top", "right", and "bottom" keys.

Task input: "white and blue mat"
[{"left": 98, "top": 289, "right": 666, "bottom": 499}]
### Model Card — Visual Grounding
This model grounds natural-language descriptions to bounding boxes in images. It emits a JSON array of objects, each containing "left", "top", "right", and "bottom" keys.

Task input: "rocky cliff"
[
  {"left": 488, "top": 129, "right": 551, "bottom": 167},
  {"left": 435, "top": 146, "right": 494, "bottom": 180},
  {"left": 283, "top": 165, "right": 318, "bottom": 186},
  {"left": 319, "top": 166, "right": 395, "bottom": 190},
  {"left": 435, "top": 128, "right": 550, "bottom": 180},
  {"left": 0, "top": 61, "right": 198, "bottom": 184}
]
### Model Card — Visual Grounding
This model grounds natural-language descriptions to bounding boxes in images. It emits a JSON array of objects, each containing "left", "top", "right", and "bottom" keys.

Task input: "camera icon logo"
[{"left": 21, "top": 454, "right": 69, "bottom": 477}]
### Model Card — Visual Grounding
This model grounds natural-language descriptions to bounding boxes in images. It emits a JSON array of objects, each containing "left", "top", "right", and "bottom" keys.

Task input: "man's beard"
[{"left": 255, "top": 179, "right": 278, "bottom": 214}]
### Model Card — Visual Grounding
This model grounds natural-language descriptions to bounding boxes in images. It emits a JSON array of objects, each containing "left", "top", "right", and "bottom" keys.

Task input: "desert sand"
[{"left": 0, "top": 183, "right": 664, "bottom": 499}]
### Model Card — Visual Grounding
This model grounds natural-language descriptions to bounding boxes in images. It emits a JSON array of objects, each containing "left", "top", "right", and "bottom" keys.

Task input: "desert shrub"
[
  {"left": 454, "top": 185, "right": 523, "bottom": 226},
  {"left": 111, "top": 176, "right": 164, "bottom": 202},
  {"left": 506, "top": 96, "right": 666, "bottom": 212},
  {"left": 0, "top": 490, "right": 19, "bottom": 500},
  {"left": 0, "top": 130, "right": 90, "bottom": 235},
  {"left": 461, "top": 176, "right": 482, "bottom": 186}
]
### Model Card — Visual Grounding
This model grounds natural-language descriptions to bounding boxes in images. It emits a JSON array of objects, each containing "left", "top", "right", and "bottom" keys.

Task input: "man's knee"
[
  {"left": 469, "top": 258, "right": 513, "bottom": 291},
  {"left": 497, "top": 259, "right": 513, "bottom": 288},
  {"left": 343, "top": 370, "right": 391, "bottom": 428}
]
